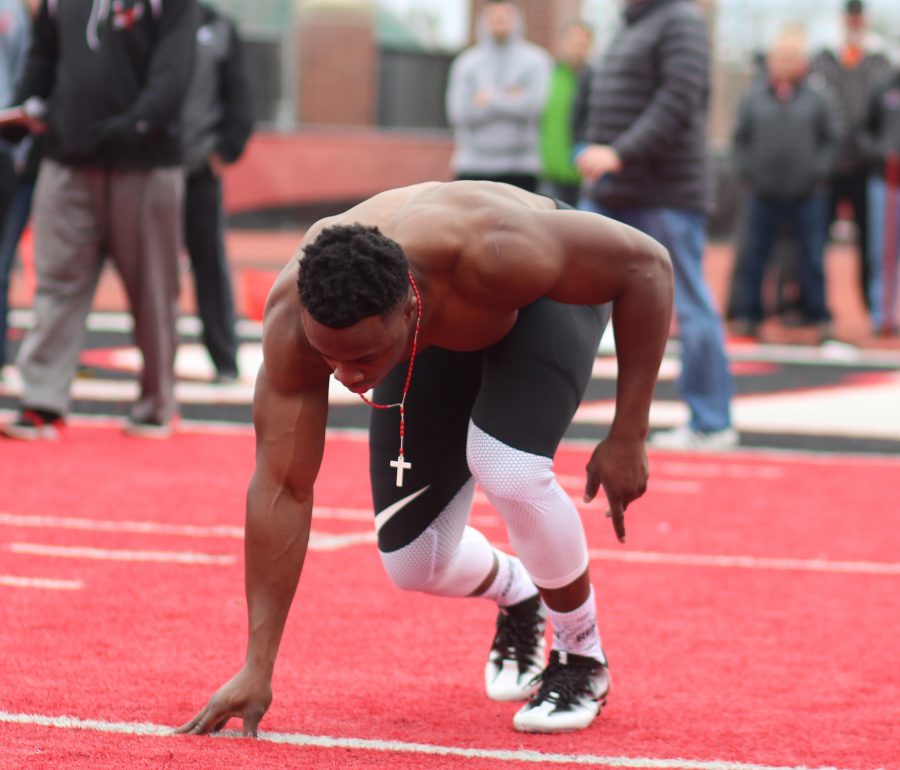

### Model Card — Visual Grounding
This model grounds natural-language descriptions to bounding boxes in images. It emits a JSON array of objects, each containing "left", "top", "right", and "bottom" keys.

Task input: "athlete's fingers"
[
  {"left": 584, "top": 468, "right": 601, "bottom": 503},
  {"left": 173, "top": 708, "right": 206, "bottom": 735},
  {"left": 189, "top": 705, "right": 230, "bottom": 736},
  {"left": 242, "top": 707, "right": 266, "bottom": 738},
  {"left": 607, "top": 497, "right": 626, "bottom": 544},
  {"left": 211, "top": 716, "right": 230, "bottom": 733}
]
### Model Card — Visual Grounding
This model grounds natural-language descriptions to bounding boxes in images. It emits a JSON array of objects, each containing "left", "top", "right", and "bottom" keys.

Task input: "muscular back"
[{"left": 262, "top": 180, "right": 667, "bottom": 395}]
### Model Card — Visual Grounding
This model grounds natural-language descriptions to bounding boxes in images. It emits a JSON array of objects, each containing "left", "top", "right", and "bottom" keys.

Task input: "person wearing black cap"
[{"left": 812, "top": 0, "right": 891, "bottom": 315}]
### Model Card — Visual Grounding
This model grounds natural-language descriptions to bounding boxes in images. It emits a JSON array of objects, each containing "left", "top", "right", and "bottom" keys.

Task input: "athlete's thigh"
[
  {"left": 472, "top": 298, "right": 609, "bottom": 457},
  {"left": 369, "top": 346, "right": 482, "bottom": 551}
]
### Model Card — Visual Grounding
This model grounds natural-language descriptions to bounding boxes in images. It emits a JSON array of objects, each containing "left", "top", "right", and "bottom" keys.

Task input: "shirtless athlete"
[{"left": 176, "top": 180, "right": 673, "bottom": 736}]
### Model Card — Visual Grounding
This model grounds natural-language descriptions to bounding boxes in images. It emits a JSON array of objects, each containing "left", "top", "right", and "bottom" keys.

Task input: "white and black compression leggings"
[{"left": 370, "top": 294, "right": 609, "bottom": 596}]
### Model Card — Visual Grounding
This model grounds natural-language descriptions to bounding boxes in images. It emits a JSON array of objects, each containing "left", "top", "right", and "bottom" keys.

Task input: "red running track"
[{"left": 1, "top": 425, "right": 898, "bottom": 769}]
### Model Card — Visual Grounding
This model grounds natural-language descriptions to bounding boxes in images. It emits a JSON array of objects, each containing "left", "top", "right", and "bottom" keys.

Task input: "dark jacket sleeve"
[
  {"left": 570, "top": 64, "right": 593, "bottom": 146},
  {"left": 813, "top": 83, "right": 841, "bottom": 181},
  {"left": 216, "top": 16, "right": 255, "bottom": 163},
  {"left": 611, "top": 11, "right": 709, "bottom": 164},
  {"left": 857, "top": 81, "right": 885, "bottom": 167},
  {"left": 730, "top": 90, "right": 755, "bottom": 182},
  {"left": 14, "top": 0, "right": 57, "bottom": 103},
  {"left": 128, "top": 0, "right": 201, "bottom": 132}
]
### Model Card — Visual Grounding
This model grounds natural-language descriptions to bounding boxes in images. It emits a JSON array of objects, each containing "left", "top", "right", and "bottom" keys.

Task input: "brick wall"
[
  {"left": 293, "top": 0, "right": 588, "bottom": 128},
  {"left": 296, "top": 5, "right": 377, "bottom": 126}
]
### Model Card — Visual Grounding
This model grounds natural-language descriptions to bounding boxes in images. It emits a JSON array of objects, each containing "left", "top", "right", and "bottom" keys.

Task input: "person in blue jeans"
[
  {"left": 572, "top": 0, "right": 735, "bottom": 450},
  {"left": 0, "top": 137, "right": 40, "bottom": 374},
  {"left": 730, "top": 29, "right": 839, "bottom": 337},
  {"left": 859, "top": 67, "right": 900, "bottom": 334},
  {"left": 0, "top": 0, "right": 32, "bottom": 374}
]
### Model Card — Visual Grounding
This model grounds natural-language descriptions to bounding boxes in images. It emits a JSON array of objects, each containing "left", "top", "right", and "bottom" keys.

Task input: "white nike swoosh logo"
[{"left": 374, "top": 485, "right": 430, "bottom": 534}]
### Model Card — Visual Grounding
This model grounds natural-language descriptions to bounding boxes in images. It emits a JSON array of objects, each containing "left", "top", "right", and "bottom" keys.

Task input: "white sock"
[
  {"left": 480, "top": 549, "right": 538, "bottom": 607},
  {"left": 545, "top": 587, "right": 604, "bottom": 662}
]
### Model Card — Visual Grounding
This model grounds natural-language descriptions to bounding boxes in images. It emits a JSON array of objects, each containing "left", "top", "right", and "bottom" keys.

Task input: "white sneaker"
[
  {"left": 513, "top": 650, "right": 610, "bottom": 733},
  {"left": 485, "top": 594, "right": 546, "bottom": 701},
  {"left": 648, "top": 425, "right": 738, "bottom": 451}
]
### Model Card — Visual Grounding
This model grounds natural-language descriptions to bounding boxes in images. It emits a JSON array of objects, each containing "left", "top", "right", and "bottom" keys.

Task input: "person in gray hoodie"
[{"left": 445, "top": 0, "right": 551, "bottom": 192}]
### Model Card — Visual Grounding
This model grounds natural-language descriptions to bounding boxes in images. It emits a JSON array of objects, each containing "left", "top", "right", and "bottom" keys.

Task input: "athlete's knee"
[
  {"left": 466, "top": 422, "right": 554, "bottom": 501},
  {"left": 379, "top": 528, "right": 441, "bottom": 592},
  {"left": 379, "top": 525, "right": 492, "bottom": 596}
]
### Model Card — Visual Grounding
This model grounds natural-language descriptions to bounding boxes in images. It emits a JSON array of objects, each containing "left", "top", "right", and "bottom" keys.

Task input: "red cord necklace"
[{"left": 358, "top": 270, "right": 422, "bottom": 487}]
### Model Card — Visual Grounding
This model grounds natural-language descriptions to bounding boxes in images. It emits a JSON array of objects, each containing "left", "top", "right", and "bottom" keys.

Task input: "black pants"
[
  {"left": 184, "top": 164, "right": 238, "bottom": 376},
  {"left": 827, "top": 170, "right": 871, "bottom": 309},
  {"left": 0, "top": 148, "right": 20, "bottom": 369},
  {"left": 369, "top": 297, "right": 609, "bottom": 553}
]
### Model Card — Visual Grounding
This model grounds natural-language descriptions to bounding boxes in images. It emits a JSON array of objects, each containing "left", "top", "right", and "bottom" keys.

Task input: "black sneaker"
[
  {"left": 513, "top": 649, "right": 610, "bottom": 733},
  {"left": 484, "top": 594, "right": 546, "bottom": 701},
  {"left": 1, "top": 408, "right": 64, "bottom": 441},
  {"left": 213, "top": 369, "right": 239, "bottom": 384},
  {"left": 124, "top": 416, "right": 174, "bottom": 439}
]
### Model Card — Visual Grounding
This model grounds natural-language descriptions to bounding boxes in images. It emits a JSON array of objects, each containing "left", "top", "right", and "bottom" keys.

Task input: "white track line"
[
  {"left": 0, "top": 512, "right": 244, "bottom": 539},
  {"left": 0, "top": 575, "right": 82, "bottom": 590},
  {"left": 0, "top": 510, "right": 496, "bottom": 537},
  {"left": 589, "top": 549, "right": 900, "bottom": 576},
  {"left": 648, "top": 462, "right": 785, "bottom": 480},
  {"left": 8, "top": 309, "right": 263, "bottom": 339},
  {"left": 555, "top": 475, "right": 703, "bottom": 494},
  {"left": 5, "top": 514, "right": 896, "bottom": 575},
  {"left": 0, "top": 711, "right": 855, "bottom": 770},
  {"left": 309, "top": 532, "right": 376, "bottom": 550},
  {"left": 8, "top": 543, "right": 234, "bottom": 566}
]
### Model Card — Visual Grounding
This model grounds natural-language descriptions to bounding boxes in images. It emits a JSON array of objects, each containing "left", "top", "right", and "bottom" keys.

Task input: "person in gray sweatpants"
[{"left": 1, "top": 0, "right": 199, "bottom": 441}]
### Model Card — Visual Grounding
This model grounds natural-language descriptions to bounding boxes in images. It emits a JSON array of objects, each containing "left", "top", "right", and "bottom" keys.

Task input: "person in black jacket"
[
  {"left": 1, "top": 0, "right": 199, "bottom": 440},
  {"left": 573, "top": 0, "right": 735, "bottom": 451},
  {"left": 181, "top": 3, "right": 254, "bottom": 383},
  {"left": 858, "top": 67, "right": 900, "bottom": 334},
  {"left": 812, "top": 0, "right": 891, "bottom": 312},
  {"left": 730, "top": 29, "right": 839, "bottom": 337}
]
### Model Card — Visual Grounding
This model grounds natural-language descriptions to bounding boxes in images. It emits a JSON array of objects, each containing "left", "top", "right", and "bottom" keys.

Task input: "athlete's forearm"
[
  {"left": 242, "top": 473, "right": 313, "bottom": 678},
  {"left": 608, "top": 248, "right": 674, "bottom": 441}
]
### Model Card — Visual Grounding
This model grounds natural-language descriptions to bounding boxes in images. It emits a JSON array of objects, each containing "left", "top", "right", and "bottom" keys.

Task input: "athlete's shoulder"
[{"left": 261, "top": 261, "right": 331, "bottom": 394}]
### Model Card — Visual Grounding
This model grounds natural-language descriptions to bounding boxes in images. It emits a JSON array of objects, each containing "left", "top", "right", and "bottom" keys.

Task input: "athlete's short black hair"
[{"left": 297, "top": 223, "right": 409, "bottom": 329}]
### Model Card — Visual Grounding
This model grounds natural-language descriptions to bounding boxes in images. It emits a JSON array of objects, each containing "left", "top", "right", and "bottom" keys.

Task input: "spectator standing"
[
  {"left": 538, "top": 20, "right": 593, "bottom": 207},
  {"left": 182, "top": 2, "right": 254, "bottom": 383},
  {"left": 1, "top": 0, "right": 199, "bottom": 441},
  {"left": 858, "top": 66, "right": 900, "bottom": 334},
  {"left": 730, "top": 29, "right": 839, "bottom": 339},
  {"left": 573, "top": 0, "right": 736, "bottom": 451},
  {"left": 445, "top": 0, "right": 551, "bottom": 192},
  {"left": 0, "top": 0, "right": 31, "bottom": 374},
  {"left": 812, "top": 0, "right": 891, "bottom": 312}
]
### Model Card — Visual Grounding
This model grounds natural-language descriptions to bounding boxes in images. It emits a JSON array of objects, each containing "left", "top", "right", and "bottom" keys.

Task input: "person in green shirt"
[{"left": 539, "top": 20, "right": 594, "bottom": 206}]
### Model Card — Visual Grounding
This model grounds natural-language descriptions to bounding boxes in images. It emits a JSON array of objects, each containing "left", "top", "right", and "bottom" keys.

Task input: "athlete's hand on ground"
[
  {"left": 583, "top": 436, "right": 649, "bottom": 544},
  {"left": 174, "top": 665, "right": 273, "bottom": 738}
]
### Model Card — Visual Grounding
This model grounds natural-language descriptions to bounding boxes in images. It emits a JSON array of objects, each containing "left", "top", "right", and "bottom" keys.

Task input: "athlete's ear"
[{"left": 403, "top": 290, "right": 418, "bottom": 321}]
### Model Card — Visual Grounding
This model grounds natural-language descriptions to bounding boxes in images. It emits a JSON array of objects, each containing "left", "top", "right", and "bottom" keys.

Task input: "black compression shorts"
[{"left": 369, "top": 199, "right": 609, "bottom": 552}]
